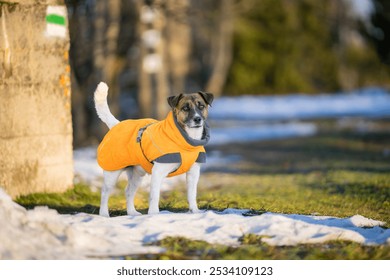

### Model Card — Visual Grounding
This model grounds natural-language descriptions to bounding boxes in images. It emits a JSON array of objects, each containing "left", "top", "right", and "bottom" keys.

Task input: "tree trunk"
[
  {"left": 138, "top": 0, "right": 169, "bottom": 119},
  {"left": 165, "top": 0, "right": 191, "bottom": 94},
  {"left": 0, "top": 0, "right": 73, "bottom": 197},
  {"left": 205, "top": 0, "right": 233, "bottom": 96}
]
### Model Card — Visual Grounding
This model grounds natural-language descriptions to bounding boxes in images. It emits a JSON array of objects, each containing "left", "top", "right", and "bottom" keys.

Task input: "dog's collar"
[{"left": 171, "top": 112, "right": 210, "bottom": 147}]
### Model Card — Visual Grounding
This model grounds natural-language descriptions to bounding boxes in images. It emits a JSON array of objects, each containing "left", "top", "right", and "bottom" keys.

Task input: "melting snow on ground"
[
  {"left": 208, "top": 87, "right": 390, "bottom": 145},
  {"left": 210, "top": 87, "right": 390, "bottom": 121},
  {"left": 1, "top": 188, "right": 389, "bottom": 259}
]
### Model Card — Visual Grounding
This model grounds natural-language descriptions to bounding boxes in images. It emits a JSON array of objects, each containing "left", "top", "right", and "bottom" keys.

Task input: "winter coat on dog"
[{"left": 97, "top": 111, "right": 209, "bottom": 177}]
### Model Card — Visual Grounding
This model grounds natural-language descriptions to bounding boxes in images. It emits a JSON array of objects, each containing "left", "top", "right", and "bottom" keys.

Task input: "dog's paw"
[
  {"left": 189, "top": 208, "right": 203, "bottom": 214},
  {"left": 99, "top": 212, "right": 110, "bottom": 218},
  {"left": 127, "top": 210, "right": 142, "bottom": 216},
  {"left": 148, "top": 208, "right": 160, "bottom": 215},
  {"left": 94, "top": 82, "right": 109, "bottom": 102}
]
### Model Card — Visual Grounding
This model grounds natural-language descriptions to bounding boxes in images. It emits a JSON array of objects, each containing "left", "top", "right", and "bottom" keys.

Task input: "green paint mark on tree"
[{"left": 46, "top": 14, "right": 65, "bottom": 26}]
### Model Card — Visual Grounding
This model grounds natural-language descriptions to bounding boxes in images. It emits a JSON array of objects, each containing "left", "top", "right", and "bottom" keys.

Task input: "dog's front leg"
[
  {"left": 149, "top": 162, "right": 179, "bottom": 215},
  {"left": 186, "top": 163, "right": 201, "bottom": 213}
]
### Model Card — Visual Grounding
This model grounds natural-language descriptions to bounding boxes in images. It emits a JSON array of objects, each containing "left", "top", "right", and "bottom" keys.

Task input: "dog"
[{"left": 94, "top": 82, "right": 213, "bottom": 217}]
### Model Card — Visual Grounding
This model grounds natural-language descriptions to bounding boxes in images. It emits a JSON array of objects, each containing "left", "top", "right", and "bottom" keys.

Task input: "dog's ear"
[
  {"left": 167, "top": 93, "right": 184, "bottom": 108},
  {"left": 198, "top": 91, "right": 214, "bottom": 106}
]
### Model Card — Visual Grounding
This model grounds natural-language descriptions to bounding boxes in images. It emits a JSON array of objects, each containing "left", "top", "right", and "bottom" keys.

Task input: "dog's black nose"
[{"left": 194, "top": 116, "right": 202, "bottom": 124}]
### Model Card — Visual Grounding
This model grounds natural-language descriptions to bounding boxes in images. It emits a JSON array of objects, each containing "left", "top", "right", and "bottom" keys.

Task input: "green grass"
[
  {"left": 195, "top": 170, "right": 390, "bottom": 224},
  {"left": 133, "top": 236, "right": 390, "bottom": 260},
  {"left": 15, "top": 120, "right": 390, "bottom": 259},
  {"left": 17, "top": 183, "right": 126, "bottom": 216}
]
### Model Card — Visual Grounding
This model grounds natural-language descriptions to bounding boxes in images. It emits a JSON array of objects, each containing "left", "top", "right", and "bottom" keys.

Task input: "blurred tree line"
[
  {"left": 225, "top": 0, "right": 390, "bottom": 94},
  {"left": 65, "top": 0, "right": 390, "bottom": 147}
]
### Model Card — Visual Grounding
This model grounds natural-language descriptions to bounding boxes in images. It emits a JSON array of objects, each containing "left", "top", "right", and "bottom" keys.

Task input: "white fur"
[
  {"left": 94, "top": 82, "right": 120, "bottom": 129},
  {"left": 94, "top": 82, "right": 203, "bottom": 217},
  {"left": 185, "top": 126, "right": 204, "bottom": 140},
  {"left": 185, "top": 112, "right": 204, "bottom": 140}
]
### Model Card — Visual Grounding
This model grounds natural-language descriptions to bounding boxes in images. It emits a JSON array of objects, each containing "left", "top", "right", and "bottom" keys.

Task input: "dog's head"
[{"left": 167, "top": 92, "right": 214, "bottom": 139}]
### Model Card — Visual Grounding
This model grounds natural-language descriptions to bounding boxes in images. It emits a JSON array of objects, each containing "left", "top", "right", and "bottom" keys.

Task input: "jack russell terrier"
[{"left": 94, "top": 82, "right": 214, "bottom": 217}]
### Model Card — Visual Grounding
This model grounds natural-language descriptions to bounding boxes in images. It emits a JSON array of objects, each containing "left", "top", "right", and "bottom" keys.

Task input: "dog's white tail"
[{"left": 94, "top": 82, "right": 120, "bottom": 129}]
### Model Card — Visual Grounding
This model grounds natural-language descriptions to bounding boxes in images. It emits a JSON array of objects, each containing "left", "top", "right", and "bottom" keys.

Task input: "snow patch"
[
  {"left": 210, "top": 122, "right": 317, "bottom": 145},
  {"left": 1, "top": 190, "right": 389, "bottom": 259},
  {"left": 210, "top": 88, "right": 390, "bottom": 121}
]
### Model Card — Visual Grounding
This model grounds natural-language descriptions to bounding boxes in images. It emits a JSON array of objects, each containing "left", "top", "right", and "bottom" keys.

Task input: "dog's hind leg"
[
  {"left": 125, "top": 166, "right": 145, "bottom": 216},
  {"left": 100, "top": 169, "right": 122, "bottom": 217}
]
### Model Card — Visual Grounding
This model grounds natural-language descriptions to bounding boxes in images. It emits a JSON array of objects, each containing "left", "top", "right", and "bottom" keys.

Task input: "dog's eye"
[
  {"left": 198, "top": 104, "right": 205, "bottom": 110},
  {"left": 182, "top": 106, "right": 190, "bottom": 112}
]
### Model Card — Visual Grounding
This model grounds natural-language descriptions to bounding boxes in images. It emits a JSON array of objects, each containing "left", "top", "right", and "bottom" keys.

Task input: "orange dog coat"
[{"left": 97, "top": 111, "right": 209, "bottom": 177}]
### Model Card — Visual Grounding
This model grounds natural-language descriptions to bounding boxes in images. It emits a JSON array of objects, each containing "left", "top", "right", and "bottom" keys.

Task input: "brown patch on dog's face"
[{"left": 167, "top": 92, "right": 214, "bottom": 129}]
